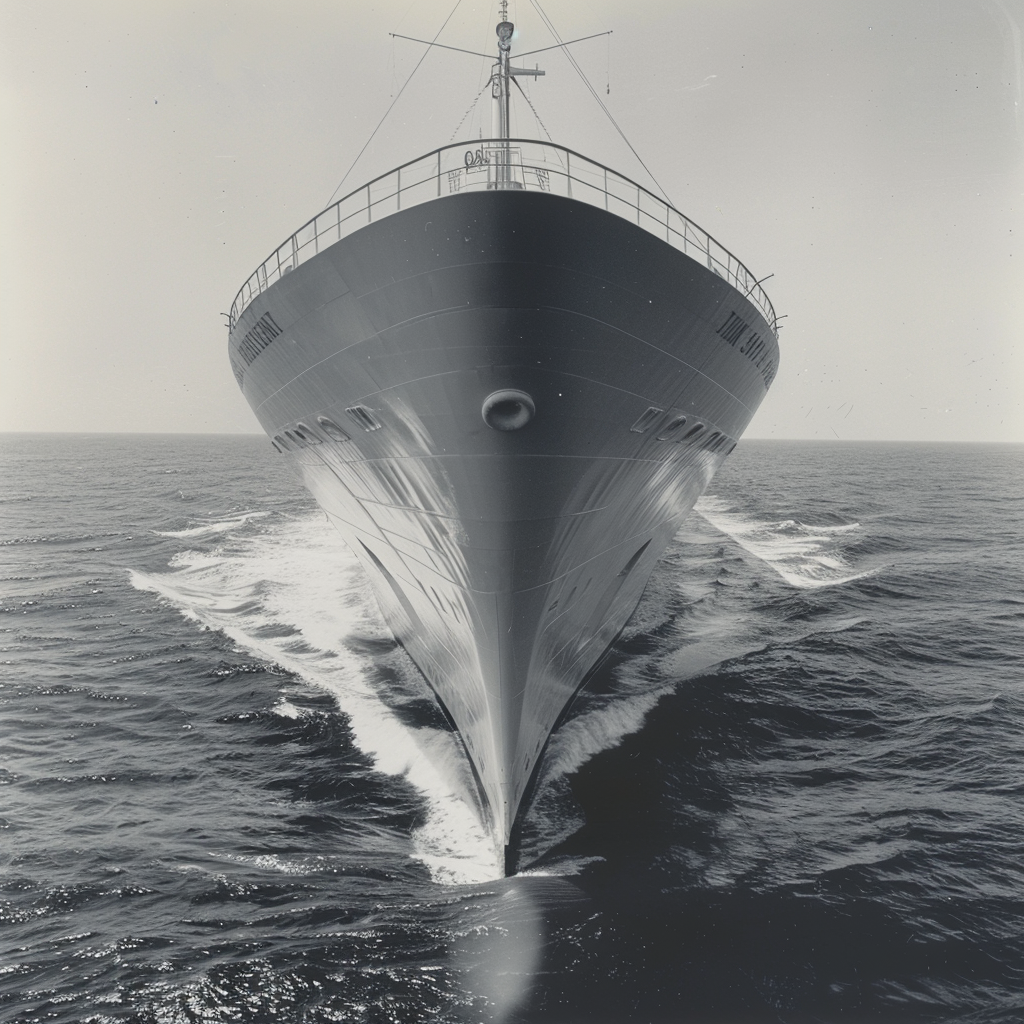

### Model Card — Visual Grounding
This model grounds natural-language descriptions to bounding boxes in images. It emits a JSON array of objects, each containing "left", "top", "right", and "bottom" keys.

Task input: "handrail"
[{"left": 228, "top": 139, "right": 778, "bottom": 336}]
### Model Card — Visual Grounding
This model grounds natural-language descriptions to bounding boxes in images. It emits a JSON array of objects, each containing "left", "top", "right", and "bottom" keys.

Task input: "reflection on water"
[{"left": 451, "top": 878, "right": 588, "bottom": 1021}]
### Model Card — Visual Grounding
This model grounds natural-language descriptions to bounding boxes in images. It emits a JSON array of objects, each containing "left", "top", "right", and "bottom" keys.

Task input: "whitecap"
[{"left": 695, "top": 496, "right": 878, "bottom": 589}]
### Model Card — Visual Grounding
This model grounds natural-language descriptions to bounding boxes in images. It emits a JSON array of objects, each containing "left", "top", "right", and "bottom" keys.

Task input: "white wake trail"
[
  {"left": 695, "top": 496, "right": 878, "bottom": 589},
  {"left": 133, "top": 511, "right": 499, "bottom": 884},
  {"left": 153, "top": 511, "right": 269, "bottom": 539}
]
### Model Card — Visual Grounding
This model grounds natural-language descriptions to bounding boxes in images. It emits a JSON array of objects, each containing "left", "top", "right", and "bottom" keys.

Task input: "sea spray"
[
  {"left": 131, "top": 490, "right": 889, "bottom": 881},
  {"left": 132, "top": 510, "right": 498, "bottom": 883},
  {"left": 154, "top": 511, "right": 270, "bottom": 540},
  {"left": 696, "top": 495, "right": 879, "bottom": 588}
]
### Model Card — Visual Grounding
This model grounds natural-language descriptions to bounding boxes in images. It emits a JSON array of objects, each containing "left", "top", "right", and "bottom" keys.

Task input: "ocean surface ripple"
[{"left": 1, "top": 435, "right": 1022, "bottom": 1023}]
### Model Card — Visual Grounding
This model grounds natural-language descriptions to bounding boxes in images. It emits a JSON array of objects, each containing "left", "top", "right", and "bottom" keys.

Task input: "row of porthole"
[
  {"left": 629, "top": 406, "right": 736, "bottom": 455},
  {"left": 274, "top": 388, "right": 536, "bottom": 452},
  {"left": 272, "top": 399, "right": 735, "bottom": 455},
  {"left": 272, "top": 406, "right": 381, "bottom": 453}
]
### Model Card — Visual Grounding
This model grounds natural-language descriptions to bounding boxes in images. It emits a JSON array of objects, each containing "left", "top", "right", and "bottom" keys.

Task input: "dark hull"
[{"left": 228, "top": 189, "right": 778, "bottom": 869}]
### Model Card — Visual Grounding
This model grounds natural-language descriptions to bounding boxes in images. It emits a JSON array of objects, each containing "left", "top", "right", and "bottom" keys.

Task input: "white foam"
[
  {"left": 519, "top": 856, "right": 605, "bottom": 877},
  {"left": 695, "top": 496, "right": 878, "bottom": 589},
  {"left": 518, "top": 673, "right": 684, "bottom": 865},
  {"left": 154, "top": 511, "right": 268, "bottom": 539},
  {"left": 131, "top": 510, "right": 499, "bottom": 884},
  {"left": 134, "top": 494, "right": 874, "bottom": 883},
  {"left": 543, "top": 688, "right": 670, "bottom": 783}
]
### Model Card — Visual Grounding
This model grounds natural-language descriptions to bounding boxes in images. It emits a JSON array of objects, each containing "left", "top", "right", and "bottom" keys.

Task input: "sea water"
[{"left": 1, "top": 434, "right": 1022, "bottom": 1023}]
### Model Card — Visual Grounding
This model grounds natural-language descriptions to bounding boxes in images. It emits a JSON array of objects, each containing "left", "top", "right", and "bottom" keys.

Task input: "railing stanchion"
[
  {"left": 437, "top": 151, "right": 441, "bottom": 196},
  {"left": 397, "top": 167, "right": 401, "bottom": 211},
  {"left": 604, "top": 167, "right": 608, "bottom": 211},
  {"left": 367, "top": 184, "right": 371, "bottom": 223}
]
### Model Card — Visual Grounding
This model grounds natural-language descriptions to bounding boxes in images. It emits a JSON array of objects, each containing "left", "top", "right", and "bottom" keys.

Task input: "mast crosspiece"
[{"left": 491, "top": 8, "right": 543, "bottom": 168}]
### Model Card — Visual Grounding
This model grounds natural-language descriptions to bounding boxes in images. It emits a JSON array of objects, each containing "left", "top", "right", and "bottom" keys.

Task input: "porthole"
[
  {"left": 657, "top": 416, "right": 688, "bottom": 442},
  {"left": 630, "top": 406, "right": 664, "bottom": 433},
  {"left": 482, "top": 389, "right": 535, "bottom": 431},
  {"left": 346, "top": 405, "right": 382, "bottom": 431},
  {"left": 317, "top": 416, "right": 351, "bottom": 442},
  {"left": 293, "top": 423, "right": 322, "bottom": 445}
]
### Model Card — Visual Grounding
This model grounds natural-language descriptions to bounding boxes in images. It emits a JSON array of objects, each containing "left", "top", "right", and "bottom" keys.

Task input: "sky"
[{"left": 1, "top": 0, "right": 1022, "bottom": 441}]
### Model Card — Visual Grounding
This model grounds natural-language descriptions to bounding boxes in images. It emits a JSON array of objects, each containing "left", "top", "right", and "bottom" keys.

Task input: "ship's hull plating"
[{"left": 228, "top": 190, "right": 778, "bottom": 869}]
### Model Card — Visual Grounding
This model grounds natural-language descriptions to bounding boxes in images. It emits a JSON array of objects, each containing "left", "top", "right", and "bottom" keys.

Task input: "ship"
[{"left": 226, "top": 12, "right": 780, "bottom": 875}]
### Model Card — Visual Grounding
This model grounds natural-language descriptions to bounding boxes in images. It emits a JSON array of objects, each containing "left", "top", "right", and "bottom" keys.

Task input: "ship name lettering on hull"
[
  {"left": 238, "top": 312, "right": 282, "bottom": 366},
  {"left": 717, "top": 311, "right": 777, "bottom": 389}
]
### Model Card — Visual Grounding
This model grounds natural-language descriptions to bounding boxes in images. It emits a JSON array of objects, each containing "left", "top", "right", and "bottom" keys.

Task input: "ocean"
[{"left": 2, "top": 433, "right": 1022, "bottom": 1023}]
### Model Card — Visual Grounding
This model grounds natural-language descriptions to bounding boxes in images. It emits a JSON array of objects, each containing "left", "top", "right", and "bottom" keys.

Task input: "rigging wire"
[
  {"left": 449, "top": 81, "right": 490, "bottom": 142},
  {"left": 527, "top": 0, "right": 674, "bottom": 207},
  {"left": 510, "top": 74, "right": 553, "bottom": 142},
  {"left": 326, "top": 0, "right": 465, "bottom": 206}
]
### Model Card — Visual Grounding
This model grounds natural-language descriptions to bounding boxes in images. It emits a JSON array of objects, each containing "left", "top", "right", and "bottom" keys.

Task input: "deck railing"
[{"left": 229, "top": 139, "right": 778, "bottom": 336}]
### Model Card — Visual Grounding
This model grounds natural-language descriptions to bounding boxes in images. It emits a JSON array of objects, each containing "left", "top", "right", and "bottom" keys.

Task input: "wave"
[
  {"left": 131, "top": 511, "right": 499, "bottom": 885},
  {"left": 153, "top": 511, "right": 269, "bottom": 539},
  {"left": 695, "top": 496, "right": 879, "bottom": 589},
  {"left": 130, "top": 496, "right": 877, "bottom": 882},
  {"left": 0, "top": 531, "right": 123, "bottom": 547}
]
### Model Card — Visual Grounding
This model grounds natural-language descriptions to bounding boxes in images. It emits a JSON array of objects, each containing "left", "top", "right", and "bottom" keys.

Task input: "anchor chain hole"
[{"left": 482, "top": 389, "right": 535, "bottom": 431}]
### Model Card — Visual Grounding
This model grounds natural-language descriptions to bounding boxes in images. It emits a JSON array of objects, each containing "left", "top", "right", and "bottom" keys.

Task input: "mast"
[
  {"left": 490, "top": 3, "right": 543, "bottom": 187},
  {"left": 491, "top": 5, "right": 513, "bottom": 140}
]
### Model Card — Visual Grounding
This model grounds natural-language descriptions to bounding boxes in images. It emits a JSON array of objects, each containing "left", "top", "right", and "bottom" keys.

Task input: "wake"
[
  {"left": 153, "top": 511, "right": 269, "bottom": 540},
  {"left": 695, "top": 496, "right": 878, "bottom": 589},
  {"left": 132, "top": 497, "right": 865, "bottom": 882},
  {"left": 133, "top": 510, "right": 498, "bottom": 884}
]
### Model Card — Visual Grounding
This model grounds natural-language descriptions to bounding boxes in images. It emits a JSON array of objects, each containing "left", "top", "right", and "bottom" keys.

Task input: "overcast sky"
[{"left": 2, "top": 0, "right": 1021, "bottom": 441}]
